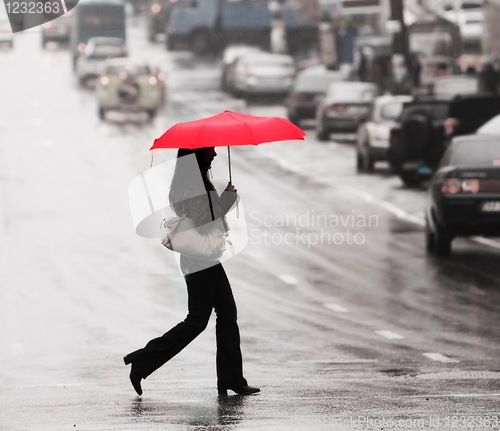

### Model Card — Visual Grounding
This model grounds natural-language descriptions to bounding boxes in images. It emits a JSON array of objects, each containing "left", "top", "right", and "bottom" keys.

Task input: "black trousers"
[{"left": 126, "top": 261, "right": 247, "bottom": 390}]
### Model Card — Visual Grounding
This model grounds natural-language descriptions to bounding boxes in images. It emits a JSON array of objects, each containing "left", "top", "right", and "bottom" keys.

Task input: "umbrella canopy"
[{"left": 150, "top": 110, "right": 306, "bottom": 150}]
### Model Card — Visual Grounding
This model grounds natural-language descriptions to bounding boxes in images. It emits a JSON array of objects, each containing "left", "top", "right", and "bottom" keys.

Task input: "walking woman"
[{"left": 124, "top": 147, "right": 259, "bottom": 397}]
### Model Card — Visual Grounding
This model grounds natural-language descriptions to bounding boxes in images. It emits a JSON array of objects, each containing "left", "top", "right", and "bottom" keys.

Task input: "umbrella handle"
[
  {"left": 227, "top": 146, "right": 232, "bottom": 184},
  {"left": 227, "top": 146, "right": 239, "bottom": 218}
]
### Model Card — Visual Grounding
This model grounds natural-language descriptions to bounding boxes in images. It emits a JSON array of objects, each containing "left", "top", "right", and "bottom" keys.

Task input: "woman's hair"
[{"left": 169, "top": 148, "right": 213, "bottom": 216}]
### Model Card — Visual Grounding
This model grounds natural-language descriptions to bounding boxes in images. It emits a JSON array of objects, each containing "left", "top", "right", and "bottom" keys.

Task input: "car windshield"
[
  {"left": 105, "top": 65, "right": 150, "bottom": 75},
  {"left": 450, "top": 140, "right": 500, "bottom": 166},
  {"left": 380, "top": 102, "right": 404, "bottom": 120},
  {"left": 294, "top": 73, "right": 343, "bottom": 93},
  {"left": 400, "top": 102, "right": 450, "bottom": 122},
  {"left": 477, "top": 115, "right": 500, "bottom": 135},
  {"left": 249, "top": 60, "right": 292, "bottom": 69},
  {"left": 327, "top": 84, "right": 377, "bottom": 102},
  {"left": 433, "top": 77, "right": 478, "bottom": 96},
  {"left": 409, "top": 32, "right": 453, "bottom": 57},
  {"left": 91, "top": 45, "right": 126, "bottom": 58}
]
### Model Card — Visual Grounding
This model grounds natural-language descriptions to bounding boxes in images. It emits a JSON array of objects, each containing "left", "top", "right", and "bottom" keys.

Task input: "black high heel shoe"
[
  {"left": 129, "top": 366, "right": 143, "bottom": 396},
  {"left": 124, "top": 355, "right": 143, "bottom": 396},
  {"left": 218, "top": 385, "right": 260, "bottom": 396}
]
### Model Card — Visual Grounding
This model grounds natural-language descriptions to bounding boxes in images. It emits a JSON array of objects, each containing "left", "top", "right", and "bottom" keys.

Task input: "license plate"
[{"left": 481, "top": 201, "right": 500, "bottom": 212}]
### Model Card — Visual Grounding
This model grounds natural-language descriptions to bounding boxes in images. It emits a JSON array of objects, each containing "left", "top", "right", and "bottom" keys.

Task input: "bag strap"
[{"left": 207, "top": 190, "right": 215, "bottom": 221}]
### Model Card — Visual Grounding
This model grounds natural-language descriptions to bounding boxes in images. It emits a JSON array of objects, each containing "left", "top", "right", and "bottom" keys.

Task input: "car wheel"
[
  {"left": 400, "top": 172, "right": 421, "bottom": 188},
  {"left": 166, "top": 37, "right": 177, "bottom": 51},
  {"left": 363, "top": 143, "right": 374, "bottom": 172},
  {"left": 78, "top": 75, "right": 87, "bottom": 87},
  {"left": 358, "top": 143, "right": 374, "bottom": 173},
  {"left": 356, "top": 151, "right": 364, "bottom": 172},
  {"left": 98, "top": 108, "right": 106, "bottom": 120},
  {"left": 425, "top": 216, "right": 435, "bottom": 253},
  {"left": 316, "top": 123, "right": 329, "bottom": 141},
  {"left": 191, "top": 30, "right": 210, "bottom": 55},
  {"left": 434, "top": 226, "right": 452, "bottom": 257}
]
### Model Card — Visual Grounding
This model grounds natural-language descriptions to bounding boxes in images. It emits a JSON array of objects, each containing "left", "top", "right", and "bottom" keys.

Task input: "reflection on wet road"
[{"left": 0, "top": 15, "right": 499, "bottom": 431}]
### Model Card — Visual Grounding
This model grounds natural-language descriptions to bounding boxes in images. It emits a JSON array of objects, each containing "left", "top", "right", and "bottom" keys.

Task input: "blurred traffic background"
[{"left": 1, "top": 1, "right": 500, "bottom": 430}]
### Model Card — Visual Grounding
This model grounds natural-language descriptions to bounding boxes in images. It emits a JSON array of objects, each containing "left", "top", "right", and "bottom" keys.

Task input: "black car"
[
  {"left": 41, "top": 10, "right": 74, "bottom": 48},
  {"left": 425, "top": 134, "right": 500, "bottom": 256},
  {"left": 388, "top": 94, "right": 500, "bottom": 187},
  {"left": 147, "top": 0, "right": 175, "bottom": 42}
]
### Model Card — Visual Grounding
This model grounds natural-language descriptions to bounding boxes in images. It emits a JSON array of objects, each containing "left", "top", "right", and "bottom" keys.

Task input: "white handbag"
[
  {"left": 161, "top": 216, "right": 228, "bottom": 260},
  {"left": 161, "top": 191, "right": 230, "bottom": 260}
]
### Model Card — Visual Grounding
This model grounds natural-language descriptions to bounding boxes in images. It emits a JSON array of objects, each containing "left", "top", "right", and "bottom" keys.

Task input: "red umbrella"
[{"left": 150, "top": 110, "right": 306, "bottom": 182}]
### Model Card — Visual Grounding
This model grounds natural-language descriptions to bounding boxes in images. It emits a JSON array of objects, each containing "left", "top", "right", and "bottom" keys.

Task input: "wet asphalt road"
[{"left": 0, "top": 14, "right": 499, "bottom": 431}]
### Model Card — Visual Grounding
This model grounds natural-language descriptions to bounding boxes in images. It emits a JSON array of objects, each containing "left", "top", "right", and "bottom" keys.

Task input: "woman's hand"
[{"left": 225, "top": 182, "right": 237, "bottom": 193}]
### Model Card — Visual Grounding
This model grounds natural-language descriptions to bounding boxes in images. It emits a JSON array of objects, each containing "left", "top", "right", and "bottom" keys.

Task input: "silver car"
[
  {"left": 231, "top": 52, "right": 295, "bottom": 97},
  {"left": 220, "top": 44, "right": 262, "bottom": 92},
  {"left": 316, "top": 81, "right": 379, "bottom": 141},
  {"left": 356, "top": 94, "right": 412, "bottom": 172}
]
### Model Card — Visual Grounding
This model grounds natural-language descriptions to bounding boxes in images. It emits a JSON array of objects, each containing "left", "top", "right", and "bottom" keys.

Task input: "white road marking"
[
  {"left": 423, "top": 352, "right": 459, "bottom": 363},
  {"left": 344, "top": 187, "right": 500, "bottom": 249},
  {"left": 5, "top": 383, "right": 85, "bottom": 389},
  {"left": 471, "top": 236, "right": 500, "bottom": 250},
  {"left": 342, "top": 187, "right": 425, "bottom": 226},
  {"left": 278, "top": 274, "right": 298, "bottom": 285},
  {"left": 324, "top": 303, "right": 349, "bottom": 313},
  {"left": 287, "top": 359, "right": 378, "bottom": 364},
  {"left": 411, "top": 393, "right": 500, "bottom": 398},
  {"left": 375, "top": 330, "right": 405, "bottom": 340}
]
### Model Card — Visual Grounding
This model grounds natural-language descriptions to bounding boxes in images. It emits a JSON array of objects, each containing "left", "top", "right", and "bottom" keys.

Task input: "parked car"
[
  {"left": 388, "top": 94, "right": 500, "bottom": 187},
  {"left": 76, "top": 37, "right": 128, "bottom": 86},
  {"left": 425, "top": 134, "right": 500, "bottom": 256},
  {"left": 356, "top": 95, "right": 412, "bottom": 172},
  {"left": 41, "top": 10, "right": 74, "bottom": 48},
  {"left": 0, "top": 20, "right": 13, "bottom": 49},
  {"left": 285, "top": 65, "right": 347, "bottom": 127},
  {"left": 231, "top": 52, "right": 295, "bottom": 97},
  {"left": 220, "top": 44, "right": 262, "bottom": 92},
  {"left": 315, "top": 81, "right": 378, "bottom": 141},
  {"left": 95, "top": 58, "right": 164, "bottom": 120}
]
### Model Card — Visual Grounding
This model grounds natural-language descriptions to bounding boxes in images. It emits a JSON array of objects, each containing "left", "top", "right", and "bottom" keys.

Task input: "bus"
[{"left": 71, "top": 0, "right": 126, "bottom": 68}]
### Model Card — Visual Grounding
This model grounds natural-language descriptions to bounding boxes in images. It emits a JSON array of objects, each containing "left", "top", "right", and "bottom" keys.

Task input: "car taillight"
[
  {"left": 100, "top": 76, "right": 110, "bottom": 87},
  {"left": 148, "top": 76, "right": 158, "bottom": 86},
  {"left": 441, "top": 178, "right": 480, "bottom": 194},
  {"left": 327, "top": 104, "right": 346, "bottom": 113}
]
